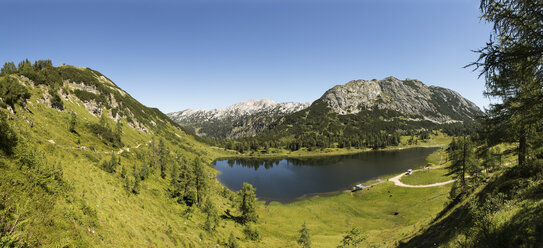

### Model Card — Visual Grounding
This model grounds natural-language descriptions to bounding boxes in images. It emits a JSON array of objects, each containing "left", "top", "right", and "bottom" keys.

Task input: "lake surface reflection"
[{"left": 213, "top": 147, "right": 439, "bottom": 202}]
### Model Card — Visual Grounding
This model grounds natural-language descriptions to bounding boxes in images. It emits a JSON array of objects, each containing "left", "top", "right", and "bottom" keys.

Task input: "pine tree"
[
  {"left": 337, "top": 227, "right": 365, "bottom": 248},
  {"left": 193, "top": 159, "right": 207, "bottom": 207},
  {"left": 227, "top": 232, "right": 240, "bottom": 248},
  {"left": 238, "top": 182, "right": 258, "bottom": 224},
  {"left": 158, "top": 138, "right": 168, "bottom": 179},
  {"left": 447, "top": 136, "right": 478, "bottom": 186},
  {"left": 69, "top": 112, "right": 77, "bottom": 133},
  {"left": 132, "top": 164, "right": 140, "bottom": 194},
  {"left": 0, "top": 62, "right": 17, "bottom": 75},
  {"left": 202, "top": 198, "right": 219, "bottom": 232},
  {"left": 120, "top": 165, "right": 127, "bottom": 179},
  {"left": 471, "top": 0, "right": 543, "bottom": 166},
  {"left": 297, "top": 222, "right": 311, "bottom": 248}
]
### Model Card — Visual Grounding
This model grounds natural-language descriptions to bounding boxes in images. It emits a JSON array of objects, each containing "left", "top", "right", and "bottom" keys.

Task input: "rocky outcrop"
[{"left": 320, "top": 77, "right": 482, "bottom": 123}]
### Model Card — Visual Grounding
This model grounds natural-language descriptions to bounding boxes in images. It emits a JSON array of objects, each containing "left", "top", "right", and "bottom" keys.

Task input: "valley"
[{"left": 2, "top": 1, "right": 543, "bottom": 246}]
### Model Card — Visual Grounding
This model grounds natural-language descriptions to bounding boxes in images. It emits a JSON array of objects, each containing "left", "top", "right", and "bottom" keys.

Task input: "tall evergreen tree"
[
  {"left": 238, "top": 182, "right": 258, "bottom": 224},
  {"left": 193, "top": 159, "right": 207, "bottom": 207},
  {"left": 471, "top": 0, "right": 543, "bottom": 166},
  {"left": 158, "top": 138, "right": 168, "bottom": 179},
  {"left": 447, "top": 136, "right": 478, "bottom": 186},
  {"left": 202, "top": 198, "right": 219, "bottom": 232},
  {"left": 297, "top": 222, "right": 311, "bottom": 248},
  {"left": 69, "top": 112, "right": 77, "bottom": 133}
]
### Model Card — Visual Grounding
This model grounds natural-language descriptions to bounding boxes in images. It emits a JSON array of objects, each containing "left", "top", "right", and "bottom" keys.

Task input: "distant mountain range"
[
  {"left": 169, "top": 77, "right": 482, "bottom": 139},
  {"left": 168, "top": 99, "right": 310, "bottom": 138}
]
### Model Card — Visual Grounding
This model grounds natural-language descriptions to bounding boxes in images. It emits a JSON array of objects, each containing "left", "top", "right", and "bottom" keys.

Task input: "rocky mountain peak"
[{"left": 321, "top": 77, "right": 482, "bottom": 123}]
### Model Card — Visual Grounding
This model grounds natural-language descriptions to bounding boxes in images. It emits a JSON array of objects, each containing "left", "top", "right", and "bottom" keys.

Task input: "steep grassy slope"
[
  {"left": 400, "top": 159, "right": 543, "bottom": 247},
  {"left": 0, "top": 63, "right": 251, "bottom": 247}
]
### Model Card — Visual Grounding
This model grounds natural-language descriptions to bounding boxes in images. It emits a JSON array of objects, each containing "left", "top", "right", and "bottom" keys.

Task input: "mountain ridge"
[
  {"left": 168, "top": 98, "right": 310, "bottom": 138},
  {"left": 320, "top": 76, "right": 481, "bottom": 123}
]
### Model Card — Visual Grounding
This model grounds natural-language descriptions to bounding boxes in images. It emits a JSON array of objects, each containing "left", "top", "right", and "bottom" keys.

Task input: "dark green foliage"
[
  {"left": 132, "top": 164, "right": 141, "bottom": 195},
  {"left": 243, "top": 224, "right": 261, "bottom": 241},
  {"left": 0, "top": 62, "right": 17, "bottom": 75},
  {"left": 297, "top": 222, "right": 311, "bottom": 248},
  {"left": 158, "top": 138, "right": 168, "bottom": 179},
  {"left": 238, "top": 182, "right": 258, "bottom": 224},
  {"left": 139, "top": 162, "right": 150, "bottom": 181},
  {"left": 202, "top": 198, "right": 219, "bottom": 232},
  {"left": 0, "top": 112, "right": 17, "bottom": 155},
  {"left": 227, "top": 232, "right": 240, "bottom": 248},
  {"left": 69, "top": 112, "right": 77, "bottom": 133},
  {"left": 120, "top": 165, "right": 127, "bottom": 179},
  {"left": 48, "top": 89, "right": 64, "bottom": 110},
  {"left": 193, "top": 159, "right": 207, "bottom": 207},
  {"left": 88, "top": 122, "right": 122, "bottom": 148},
  {"left": 0, "top": 76, "right": 31, "bottom": 111},
  {"left": 101, "top": 153, "right": 119, "bottom": 173},
  {"left": 183, "top": 191, "right": 196, "bottom": 207},
  {"left": 337, "top": 227, "right": 365, "bottom": 248},
  {"left": 447, "top": 136, "right": 479, "bottom": 188},
  {"left": 470, "top": 0, "right": 543, "bottom": 167},
  {"left": 170, "top": 160, "right": 195, "bottom": 205}
]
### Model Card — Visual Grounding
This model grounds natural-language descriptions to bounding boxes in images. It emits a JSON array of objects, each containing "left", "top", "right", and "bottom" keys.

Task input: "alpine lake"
[{"left": 213, "top": 147, "right": 439, "bottom": 202}]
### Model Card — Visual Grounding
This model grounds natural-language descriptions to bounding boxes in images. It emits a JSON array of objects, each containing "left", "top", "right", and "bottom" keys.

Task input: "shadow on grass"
[{"left": 221, "top": 209, "right": 244, "bottom": 224}]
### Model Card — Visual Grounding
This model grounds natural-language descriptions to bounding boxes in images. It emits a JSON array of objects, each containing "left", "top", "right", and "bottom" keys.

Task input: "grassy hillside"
[
  {"left": 399, "top": 160, "right": 543, "bottom": 247},
  {"left": 0, "top": 62, "right": 251, "bottom": 247}
]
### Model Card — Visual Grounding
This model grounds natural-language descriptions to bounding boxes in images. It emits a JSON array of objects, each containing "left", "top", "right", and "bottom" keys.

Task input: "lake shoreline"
[
  {"left": 215, "top": 147, "right": 441, "bottom": 202},
  {"left": 214, "top": 143, "right": 447, "bottom": 161}
]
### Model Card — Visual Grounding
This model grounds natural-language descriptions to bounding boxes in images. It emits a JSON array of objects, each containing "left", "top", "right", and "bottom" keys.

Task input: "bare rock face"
[{"left": 321, "top": 77, "right": 481, "bottom": 123}]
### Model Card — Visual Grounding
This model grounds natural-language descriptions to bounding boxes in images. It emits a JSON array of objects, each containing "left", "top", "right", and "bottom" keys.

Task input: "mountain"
[
  {"left": 221, "top": 77, "right": 483, "bottom": 152},
  {"left": 321, "top": 76, "right": 481, "bottom": 123},
  {"left": 168, "top": 98, "right": 310, "bottom": 138},
  {"left": 0, "top": 60, "right": 238, "bottom": 247}
]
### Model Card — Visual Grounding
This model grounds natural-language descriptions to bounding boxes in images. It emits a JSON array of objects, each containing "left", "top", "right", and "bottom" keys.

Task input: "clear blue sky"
[{"left": 1, "top": 0, "right": 491, "bottom": 113}]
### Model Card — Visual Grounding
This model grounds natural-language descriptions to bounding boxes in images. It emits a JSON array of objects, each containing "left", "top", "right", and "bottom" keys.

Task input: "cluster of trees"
[
  {"left": 0, "top": 76, "right": 31, "bottom": 112},
  {"left": 88, "top": 112, "right": 123, "bottom": 148},
  {"left": 219, "top": 129, "right": 428, "bottom": 154},
  {"left": 443, "top": 0, "right": 543, "bottom": 200}
]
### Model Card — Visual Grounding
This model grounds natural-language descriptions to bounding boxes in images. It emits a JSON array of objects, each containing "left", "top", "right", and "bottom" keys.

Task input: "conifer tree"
[
  {"left": 337, "top": 227, "right": 365, "bottom": 248},
  {"left": 69, "top": 112, "right": 77, "bottom": 133},
  {"left": 238, "top": 182, "right": 258, "bottom": 223},
  {"left": 202, "top": 198, "right": 219, "bottom": 232},
  {"left": 297, "top": 222, "right": 311, "bottom": 248},
  {"left": 447, "top": 136, "right": 478, "bottom": 186},
  {"left": 193, "top": 159, "right": 207, "bottom": 207},
  {"left": 471, "top": 0, "right": 543, "bottom": 166},
  {"left": 227, "top": 232, "right": 240, "bottom": 248}
]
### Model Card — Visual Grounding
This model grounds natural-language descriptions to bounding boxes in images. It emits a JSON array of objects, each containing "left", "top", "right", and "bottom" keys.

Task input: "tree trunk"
[{"left": 519, "top": 129, "right": 527, "bottom": 166}]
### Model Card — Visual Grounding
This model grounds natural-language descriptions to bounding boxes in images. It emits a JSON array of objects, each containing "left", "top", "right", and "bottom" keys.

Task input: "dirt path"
[
  {"left": 388, "top": 160, "right": 517, "bottom": 188},
  {"left": 389, "top": 169, "right": 456, "bottom": 188}
]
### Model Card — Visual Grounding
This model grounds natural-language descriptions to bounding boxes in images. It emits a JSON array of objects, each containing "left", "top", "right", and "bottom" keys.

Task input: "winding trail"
[
  {"left": 389, "top": 167, "right": 456, "bottom": 188},
  {"left": 388, "top": 159, "right": 516, "bottom": 188}
]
